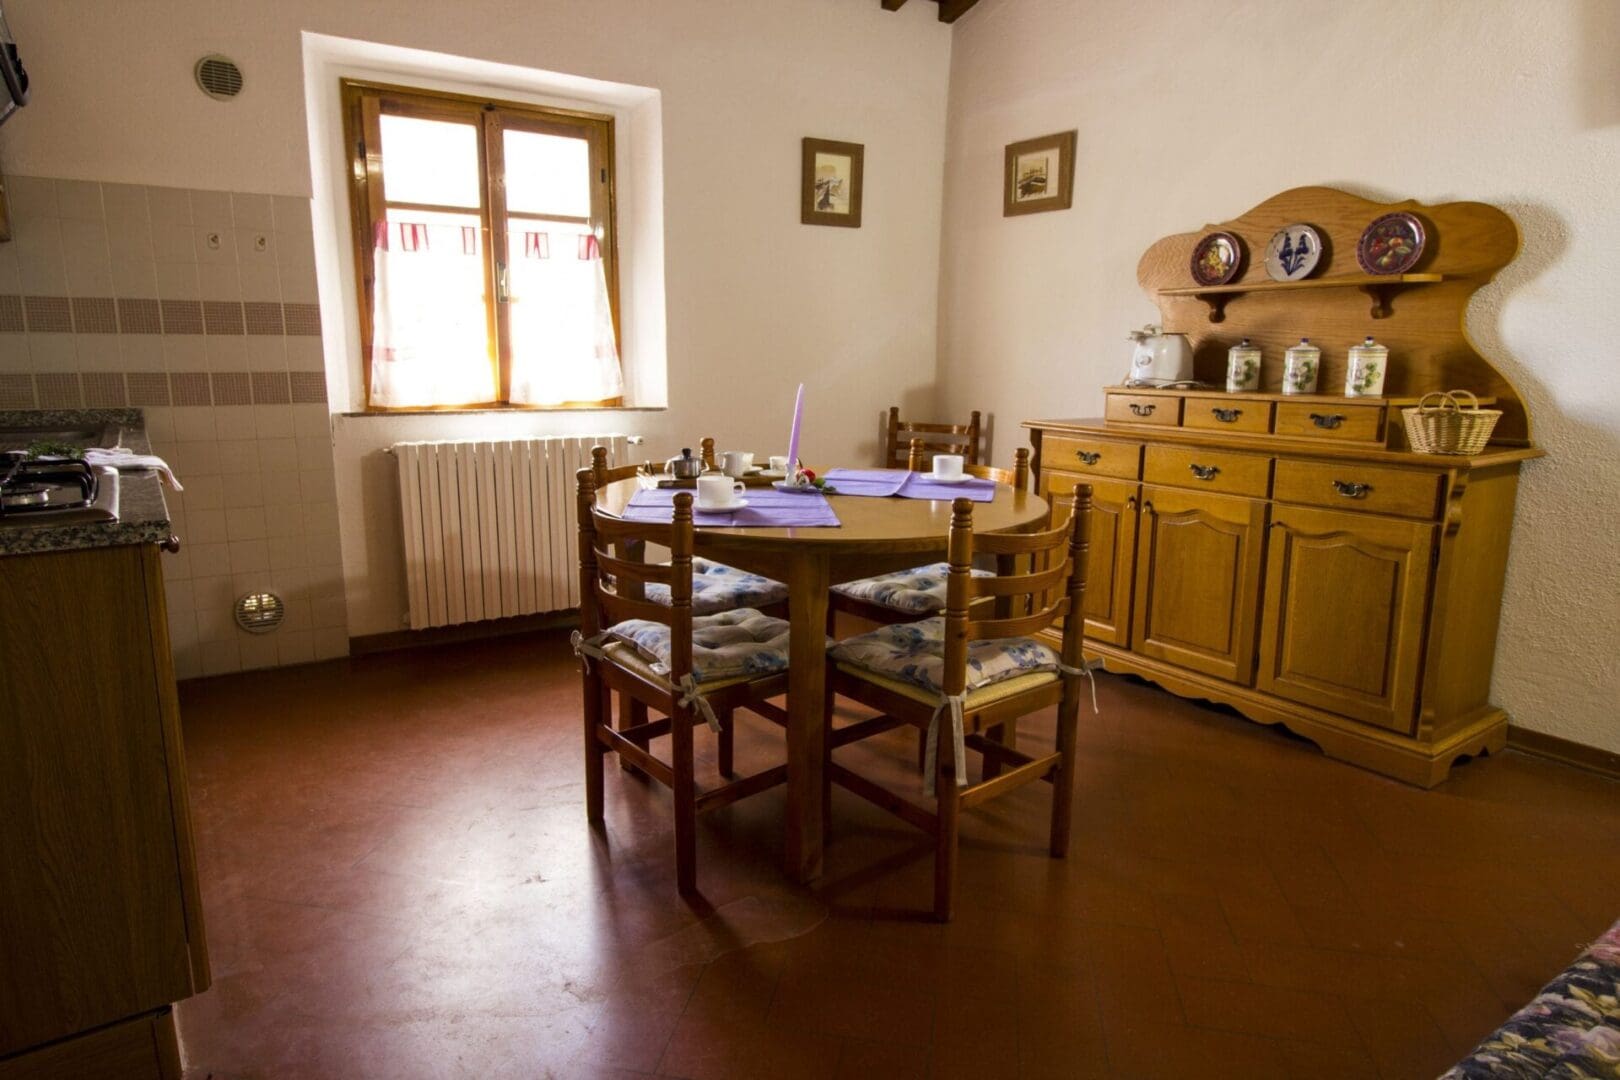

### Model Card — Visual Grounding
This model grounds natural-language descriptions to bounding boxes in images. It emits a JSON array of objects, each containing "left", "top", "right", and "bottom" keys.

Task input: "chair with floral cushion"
[
  {"left": 573, "top": 468, "right": 794, "bottom": 896},
  {"left": 824, "top": 483, "right": 1092, "bottom": 921}
]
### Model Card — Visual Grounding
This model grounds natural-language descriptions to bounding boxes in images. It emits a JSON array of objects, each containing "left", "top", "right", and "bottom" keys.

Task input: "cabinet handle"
[
  {"left": 1075, "top": 450, "right": 1101, "bottom": 465},
  {"left": 160, "top": 534, "right": 182, "bottom": 553},
  {"left": 1309, "top": 412, "right": 1345, "bottom": 430},
  {"left": 1125, "top": 496, "right": 1138, "bottom": 511},
  {"left": 1141, "top": 500, "right": 1155, "bottom": 515},
  {"left": 1211, "top": 407, "right": 1242, "bottom": 423},
  {"left": 1128, "top": 403, "right": 1156, "bottom": 417},
  {"left": 1332, "top": 479, "right": 1371, "bottom": 499},
  {"left": 1188, "top": 463, "right": 1221, "bottom": 481}
]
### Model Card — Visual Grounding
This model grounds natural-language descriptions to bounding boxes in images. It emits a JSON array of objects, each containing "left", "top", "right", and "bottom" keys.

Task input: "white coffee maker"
[{"left": 1125, "top": 324, "right": 1195, "bottom": 386}]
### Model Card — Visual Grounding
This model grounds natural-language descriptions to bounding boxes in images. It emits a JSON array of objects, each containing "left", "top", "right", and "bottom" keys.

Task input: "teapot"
[
  {"left": 1126, "top": 324, "right": 1194, "bottom": 386},
  {"left": 664, "top": 447, "right": 704, "bottom": 478}
]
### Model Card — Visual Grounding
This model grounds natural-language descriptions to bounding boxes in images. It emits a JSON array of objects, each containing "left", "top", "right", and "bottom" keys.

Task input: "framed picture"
[
  {"left": 1003, "top": 130, "right": 1076, "bottom": 217},
  {"left": 801, "top": 137, "right": 864, "bottom": 228}
]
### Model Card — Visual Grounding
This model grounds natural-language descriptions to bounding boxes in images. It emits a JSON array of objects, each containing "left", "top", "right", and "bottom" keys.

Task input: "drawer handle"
[
  {"left": 1075, "top": 450, "right": 1101, "bottom": 465},
  {"left": 1211, "top": 407, "right": 1242, "bottom": 423},
  {"left": 1128, "top": 403, "right": 1156, "bottom": 417},
  {"left": 1309, "top": 412, "right": 1346, "bottom": 430},
  {"left": 160, "top": 534, "right": 182, "bottom": 553},
  {"left": 1188, "top": 463, "right": 1221, "bottom": 481},
  {"left": 1332, "top": 480, "right": 1371, "bottom": 499}
]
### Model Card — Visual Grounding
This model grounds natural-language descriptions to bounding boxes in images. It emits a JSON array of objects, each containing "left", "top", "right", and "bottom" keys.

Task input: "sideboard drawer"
[
  {"left": 1274, "top": 401, "right": 1385, "bottom": 442},
  {"left": 1041, "top": 435, "right": 1142, "bottom": 480},
  {"left": 1273, "top": 458, "right": 1444, "bottom": 519},
  {"left": 1143, "top": 444, "right": 1272, "bottom": 498},
  {"left": 1182, "top": 394, "right": 1273, "bottom": 434},
  {"left": 1105, "top": 393, "right": 1181, "bottom": 427}
]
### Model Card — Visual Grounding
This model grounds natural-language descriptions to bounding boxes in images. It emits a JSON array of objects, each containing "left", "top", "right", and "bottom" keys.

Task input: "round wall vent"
[
  {"left": 194, "top": 55, "right": 244, "bottom": 101},
  {"left": 234, "top": 592, "right": 284, "bottom": 634}
]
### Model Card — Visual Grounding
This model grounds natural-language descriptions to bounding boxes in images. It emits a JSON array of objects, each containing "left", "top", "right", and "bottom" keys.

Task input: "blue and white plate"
[{"left": 1265, "top": 224, "right": 1323, "bottom": 282}]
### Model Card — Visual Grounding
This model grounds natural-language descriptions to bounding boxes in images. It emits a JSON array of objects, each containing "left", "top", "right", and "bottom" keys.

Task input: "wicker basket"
[{"left": 1402, "top": 390, "right": 1501, "bottom": 455}]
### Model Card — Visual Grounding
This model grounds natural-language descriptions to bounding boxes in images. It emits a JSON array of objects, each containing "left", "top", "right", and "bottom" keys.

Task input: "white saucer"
[
  {"left": 922, "top": 472, "right": 972, "bottom": 484},
  {"left": 771, "top": 480, "right": 820, "bottom": 493},
  {"left": 696, "top": 497, "right": 747, "bottom": 512}
]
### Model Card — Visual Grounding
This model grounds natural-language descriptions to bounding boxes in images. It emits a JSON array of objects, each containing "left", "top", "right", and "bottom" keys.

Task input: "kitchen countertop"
[{"left": 0, "top": 408, "right": 174, "bottom": 557}]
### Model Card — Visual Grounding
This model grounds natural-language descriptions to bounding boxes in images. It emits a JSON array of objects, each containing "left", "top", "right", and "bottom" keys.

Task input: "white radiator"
[{"left": 393, "top": 434, "right": 630, "bottom": 630}]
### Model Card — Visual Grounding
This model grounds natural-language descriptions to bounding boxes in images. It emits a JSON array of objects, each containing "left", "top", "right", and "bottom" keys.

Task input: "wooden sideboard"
[
  {"left": 1027, "top": 187, "right": 1542, "bottom": 787},
  {"left": 0, "top": 543, "right": 207, "bottom": 1078}
]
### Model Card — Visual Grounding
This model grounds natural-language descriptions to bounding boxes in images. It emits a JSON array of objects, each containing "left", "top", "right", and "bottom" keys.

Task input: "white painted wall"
[
  {"left": 938, "top": 0, "right": 1620, "bottom": 753},
  {"left": 0, "top": 0, "right": 953, "bottom": 638}
]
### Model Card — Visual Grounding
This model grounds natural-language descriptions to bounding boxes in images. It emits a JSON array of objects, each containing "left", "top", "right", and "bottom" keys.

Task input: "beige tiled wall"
[{"left": 0, "top": 175, "right": 348, "bottom": 678}]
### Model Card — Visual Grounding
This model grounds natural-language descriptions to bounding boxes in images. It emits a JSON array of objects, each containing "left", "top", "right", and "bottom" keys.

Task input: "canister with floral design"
[
  {"left": 1282, "top": 338, "right": 1320, "bottom": 395},
  {"left": 1226, "top": 337, "right": 1262, "bottom": 392},
  {"left": 1344, "top": 336, "right": 1389, "bottom": 397}
]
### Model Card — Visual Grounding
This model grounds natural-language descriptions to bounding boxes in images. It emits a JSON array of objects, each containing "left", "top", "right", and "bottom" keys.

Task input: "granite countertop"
[{"left": 0, "top": 408, "right": 174, "bottom": 557}]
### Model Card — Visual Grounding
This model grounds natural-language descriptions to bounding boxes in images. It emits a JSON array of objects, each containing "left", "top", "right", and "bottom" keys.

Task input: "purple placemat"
[
  {"left": 622, "top": 486, "right": 840, "bottom": 527},
  {"left": 824, "top": 468, "right": 997, "bottom": 503}
]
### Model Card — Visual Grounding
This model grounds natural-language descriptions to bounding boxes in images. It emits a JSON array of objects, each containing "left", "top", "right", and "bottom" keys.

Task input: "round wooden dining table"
[{"left": 596, "top": 474, "right": 1049, "bottom": 883}]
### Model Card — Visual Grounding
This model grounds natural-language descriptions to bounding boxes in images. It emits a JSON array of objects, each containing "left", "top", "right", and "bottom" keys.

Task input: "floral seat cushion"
[
  {"left": 606, "top": 608, "right": 794, "bottom": 685},
  {"left": 831, "top": 562, "right": 992, "bottom": 615},
  {"left": 644, "top": 558, "right": 789, "bottom": 615},
  {"left": 827, "top": 615, "right": 1062, "bottom": 697},
  {"left": 1441, "top": 918, "right": 1620, "bottom": 1079}
]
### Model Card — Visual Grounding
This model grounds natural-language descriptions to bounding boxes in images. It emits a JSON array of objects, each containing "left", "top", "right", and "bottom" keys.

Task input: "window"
[{"left": 342, "top": 81, "right": 622, "bottom": 410}]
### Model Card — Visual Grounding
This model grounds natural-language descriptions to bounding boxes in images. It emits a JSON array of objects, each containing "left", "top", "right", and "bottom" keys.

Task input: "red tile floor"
[{"left": 175, "top": 628, "right": 1620, "bottom": 1079}]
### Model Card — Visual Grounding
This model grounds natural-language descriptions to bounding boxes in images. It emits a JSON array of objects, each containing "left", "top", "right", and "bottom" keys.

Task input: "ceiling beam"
[{"left": 936, "top": 0, "right": 981, "bottom": 22}]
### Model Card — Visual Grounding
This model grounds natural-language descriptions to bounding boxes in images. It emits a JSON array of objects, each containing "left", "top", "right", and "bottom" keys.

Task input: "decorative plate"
[
  {"left": 1264, "top": 223, "right": 1323, "bottom": 282},
  {"left": 1190, "top": 232, "right": 1244, "bottom": 286},
  {"left": 1357, "top": 212, "right": 1426, "bottom": 275}
]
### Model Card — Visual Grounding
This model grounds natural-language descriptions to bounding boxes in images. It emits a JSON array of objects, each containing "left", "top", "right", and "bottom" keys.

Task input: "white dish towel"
[{"left": 82, "top": 448, "right": 184, "bottom": 491}]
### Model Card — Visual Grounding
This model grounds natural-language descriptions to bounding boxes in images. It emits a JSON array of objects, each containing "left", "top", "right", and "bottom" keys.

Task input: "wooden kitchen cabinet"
[
  {"left": 1025, "top": 186, "right": 1544, "bottom": 787},
  {"left": 0, "top": 543, "right": 207, "bottom": 1075},
  {"left": 1039, "top": 469, "right": 1137, "bottom": 647},
  {"left": 1257, "top": 505, "right": 1434, "bottom": 733},
  {"left": 1130, "top": 485, "right": 1266, "bottom": 684}
]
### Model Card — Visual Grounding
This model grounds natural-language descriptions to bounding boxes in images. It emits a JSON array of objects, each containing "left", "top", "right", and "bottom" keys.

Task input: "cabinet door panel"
[
  {"left": 1257, "top": 505, "right": 1434, "bottom": 732},
  {"left": 1131, "top": 486, "right": 1267, "bottom": 683},
  {"left": 1042, "top": 471, "right": 1137, "bottom": 647}
]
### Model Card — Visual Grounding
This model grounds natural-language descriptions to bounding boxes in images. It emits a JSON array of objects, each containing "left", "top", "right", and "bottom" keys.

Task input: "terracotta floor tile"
[{"left": 165, "top": 630, "right": 1620, "bottom": 1077}]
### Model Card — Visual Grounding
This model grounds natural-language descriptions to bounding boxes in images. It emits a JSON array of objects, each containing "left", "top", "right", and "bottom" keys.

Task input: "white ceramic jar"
[
  {"left": 1226, "top": 338, "right": 1262, "bottom": 392},
  {"left": 1344, "top": 336, "right": 1390, "bottom": 397},
  {"left": 1282, "top": 338, "right": 1321, "bottom": 395}
]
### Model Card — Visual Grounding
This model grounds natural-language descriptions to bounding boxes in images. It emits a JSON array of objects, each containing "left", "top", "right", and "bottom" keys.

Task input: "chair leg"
[
  {"left": 673, "top": 703, "right": 698, "bottom": 896},
  {"left": 619, "top": 694, "right": 649, "bottom": 776},
  {"left": 822, "top": 672, "right": 836, "bottom": 839},
  {"left": 916, "top": 730, "right": 927, "bottom": 773},
  {"left": 933, "top": 731, "right": 960, "bottom": 922},
  {"left": 1050, "top": 689, "right": 1081, "bottom": 859},
  {"left": 718, "top": 705, "right": 736, "bottom": 779},
  {"left": 980, "top": 718, "right": 1019, "bottom": 781},
  {"left": 582, "top": 669, "right": 605, "bottom": 826}
]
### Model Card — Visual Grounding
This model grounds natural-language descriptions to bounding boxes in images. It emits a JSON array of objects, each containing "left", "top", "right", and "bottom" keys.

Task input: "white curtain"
[
  {"left": 506, "top": 227, "right": 623, "bottom": 406},
  {"left": 369, "top": 221, "right": 496, "bottom": 408}
]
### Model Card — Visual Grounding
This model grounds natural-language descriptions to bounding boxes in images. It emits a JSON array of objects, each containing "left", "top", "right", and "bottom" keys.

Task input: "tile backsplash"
[{"left": 0, "top": 175, "right": 348, "bottom": 678}]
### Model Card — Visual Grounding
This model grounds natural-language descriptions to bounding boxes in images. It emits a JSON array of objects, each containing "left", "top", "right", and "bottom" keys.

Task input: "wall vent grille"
[{"left": 195, "top": 55, "right": 243, "bottom": 100}]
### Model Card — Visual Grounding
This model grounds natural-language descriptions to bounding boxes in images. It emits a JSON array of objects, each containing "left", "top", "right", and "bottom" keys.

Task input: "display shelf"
[{"left": 1159, "top": 273, "right": 1446, "bottom": 322}]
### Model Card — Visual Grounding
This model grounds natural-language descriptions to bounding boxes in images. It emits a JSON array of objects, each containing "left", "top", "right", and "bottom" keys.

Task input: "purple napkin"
[
  {"left": 824, "top": 468, "right": 997, "bottom": 503},
  {"left": 822, "top": 468, "right": 908, "bottom": 497},
  {"left": 622, "top": 486, "right": 840, "bottom": 527},
  {"left": 897, "top": 473, "right": 997, "bottom": 503}
]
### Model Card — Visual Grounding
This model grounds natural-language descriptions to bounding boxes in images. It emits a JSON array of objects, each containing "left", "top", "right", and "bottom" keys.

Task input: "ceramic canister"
[
  {"left": 1344, "top": 336, "right": 1390, "bottom": 397},
  {"left": 1226, "top": 338, "right": 1262, "bottom": 392},
  {"left": 1282, "top": 338, "right": 1321, "bottom": 395}
]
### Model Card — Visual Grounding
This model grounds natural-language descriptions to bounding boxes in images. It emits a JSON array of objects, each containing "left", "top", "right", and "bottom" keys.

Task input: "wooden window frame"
[{"left": 341, "top": 79, "right": 622, "bottom": 412}]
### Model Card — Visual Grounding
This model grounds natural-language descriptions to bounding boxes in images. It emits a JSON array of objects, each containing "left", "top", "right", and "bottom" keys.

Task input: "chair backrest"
[
  {"left": 939, "top": 482, "right": 1092, "bottom": 697},
  {"left": 591, "top": 444, "right": 644, "bottom": 488},
  {"left": 907, "top": 440, "right": 1029, "bottom": 491},
  {"left": 885, "top": 406, "right": 982, "bottom": 469},
  {"left": 576, "top": 467, "right": 696, "bottom": 683}
]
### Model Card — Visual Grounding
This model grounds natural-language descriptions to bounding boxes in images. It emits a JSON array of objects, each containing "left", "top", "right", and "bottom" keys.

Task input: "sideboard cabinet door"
[
  {"left": 1040, "top": 470, "right": 1138, "bottom": 648},
  {"left": 1257, "top": 505, "right": 1435, "bottom": 733},
  {"left": 1130, "top": 486, "right": 1267, "bottom": 684}
]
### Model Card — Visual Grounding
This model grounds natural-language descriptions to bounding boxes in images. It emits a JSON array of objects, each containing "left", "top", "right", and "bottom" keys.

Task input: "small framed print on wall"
[
  {"left": 801, "top": 137, "right": 864, "bottom": 228},
  {"left": 1003, "top": 130, "right": 1076, "bottom": 217}
]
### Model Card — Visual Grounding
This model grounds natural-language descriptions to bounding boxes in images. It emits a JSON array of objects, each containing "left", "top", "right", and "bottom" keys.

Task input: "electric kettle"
[{"left": 1126, "top": 324, "right": 1194, "bottom": 386}]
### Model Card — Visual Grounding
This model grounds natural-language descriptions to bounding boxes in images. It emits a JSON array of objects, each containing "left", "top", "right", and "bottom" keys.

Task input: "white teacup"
[
  {"left": 932, "top": 454, "right": 965, "bottom": 480},
  {"left": 695, "top": 474, "right": 746, "bottom": 509},
  {"left": 768, "top": 455, "right": 790, "bottom": 473},
  {"left": 720, "top": 450, "right": 755, "bottom": 478}
]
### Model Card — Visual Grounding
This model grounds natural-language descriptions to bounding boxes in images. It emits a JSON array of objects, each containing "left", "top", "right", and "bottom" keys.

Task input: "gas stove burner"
[
  {"left": 0, "top": 455, "right": 102, "bottom": 517},
  {"left": 2, "top": 482, "right": 50, "bottom": 507}
]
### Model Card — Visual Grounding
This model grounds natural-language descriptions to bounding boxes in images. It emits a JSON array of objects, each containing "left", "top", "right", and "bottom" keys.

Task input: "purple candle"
[{"left": 786, "top": 383, "right": 804, "bottom": 471}]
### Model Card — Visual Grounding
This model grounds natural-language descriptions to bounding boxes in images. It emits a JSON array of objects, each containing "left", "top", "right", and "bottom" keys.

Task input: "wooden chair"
[
  {"left": 824, "top": 484, "right": 1092, "bottom": 921},
  {"left": 575, "top": 469, "right": 792, "bottom": 896},
  {"left": 884, "top": 406, "right": 982, "bottom": 471}
]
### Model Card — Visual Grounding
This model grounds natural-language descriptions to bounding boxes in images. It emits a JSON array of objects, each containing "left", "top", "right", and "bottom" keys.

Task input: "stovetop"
[{"left": 0, "top": 452, "right": 120, "bottom": 525}]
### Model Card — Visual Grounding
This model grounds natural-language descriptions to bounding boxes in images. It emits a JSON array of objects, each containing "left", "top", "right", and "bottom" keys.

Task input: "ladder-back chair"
[{"left": 884, "top": 406, "right": 982, "bottom": 471}]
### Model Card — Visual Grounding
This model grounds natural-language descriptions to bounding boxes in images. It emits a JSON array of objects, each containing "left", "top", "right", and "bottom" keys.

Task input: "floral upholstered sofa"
[{"left": 1442, "top": 919, "right": 1620, "bottom": 1078}]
